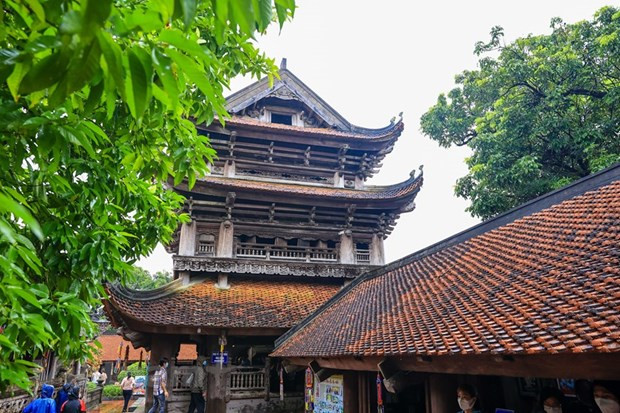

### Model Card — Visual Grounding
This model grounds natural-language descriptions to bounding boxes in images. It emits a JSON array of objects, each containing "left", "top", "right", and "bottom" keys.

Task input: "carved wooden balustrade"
[
  {"left": 235, "top": 243, "right": 338, "bottom": 263},
  {"left": 226, "top": 368, "right": 267, "bottom": 400},
  {"left": 0, "top": 394, "right": 30, "bottom": 413},
  {"left": 355, "top": 249, "right": 370, "bottom": 264},
  {"left": 171, "top": 366, "right": 195, "bottom": 392},
  {"left": 196, "top": 243, "right": 215, "bottom": 256}
]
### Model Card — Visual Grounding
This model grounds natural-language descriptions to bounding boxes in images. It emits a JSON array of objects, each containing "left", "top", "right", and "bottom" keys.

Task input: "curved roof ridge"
[
  {"left": 223, "top": 67, "right": 402, "bottom": 138},
  {"left": 107, "top": 278, "right": 190, "bottom": 302},
  {"left": 193, "top": 170, "right": 423, "bottom": 201}
]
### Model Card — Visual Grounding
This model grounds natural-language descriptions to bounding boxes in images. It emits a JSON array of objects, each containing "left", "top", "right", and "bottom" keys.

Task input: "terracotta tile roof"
[
  {"left": 106, "top": 277, "right": 341, "bottom": 329},
  {"left": 96, "top": 335, "right": 196, "bottom": 361},
  {"left": 273, "top": 173, "right": 620, "bottom": 358},
  {"left": 192, "top": 173, "right": 423, "bottom": 202},
  {"left": 217, "top": 116, "right": 404, "bottom": 141}
]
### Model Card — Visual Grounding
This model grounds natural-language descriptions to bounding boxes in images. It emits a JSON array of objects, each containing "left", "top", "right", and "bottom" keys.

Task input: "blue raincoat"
[
  {"left": 24, "top": 384, "right": 56, "bottom": 413},
  {"left": 55, "top": 384, "right": 72, "bottom": 413}
]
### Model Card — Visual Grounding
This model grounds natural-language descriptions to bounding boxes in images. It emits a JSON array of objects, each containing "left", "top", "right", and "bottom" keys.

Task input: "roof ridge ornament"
[
  {"left": 410, "top": 165, "right": 424, "bottom": 179},
  {"left": 280, "top": 58, "right": 287, "bottom": 70}
]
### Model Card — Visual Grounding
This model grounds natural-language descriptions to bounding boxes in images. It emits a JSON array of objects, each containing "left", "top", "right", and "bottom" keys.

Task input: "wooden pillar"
[
  {"left": 145, "top": 336, "right": 178, "bottom": 412},
  {"left": 343, "top": 371, "right": 359, "bottom": 412},
  {"left": 428, "top": 373, "right": 458, "bottom": 412},
  {"left": 216, "top": 220, "right": 234, "bottom": 257},
  {"left": 370, "top": 234, "right": 385, "bottom": 265},
  {"left": 355, "top": 175, "right": 365, "bottom": 189},
  {"left": 357, "top": 371, "right": 371, "bottom": 413},
  {"left": 339, "top": 230, "right": 354, "bottom": 264},
  {"left": 178, "top": 220, "right": 196, "bottom": 256},
  {"left": 223, "top": 160, "right": 235, "bottom": 177},
  {"left": 264, "top": 357, "right": 271, "bottom": 401},
  {"left": 334, "top": 172, "right": 344, "bottom": 188}
]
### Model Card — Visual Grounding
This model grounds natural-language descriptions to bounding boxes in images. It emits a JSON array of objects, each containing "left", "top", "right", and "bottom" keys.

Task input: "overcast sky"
[{"left": 138, "top": 0, "right": 614, "bottom": 273}]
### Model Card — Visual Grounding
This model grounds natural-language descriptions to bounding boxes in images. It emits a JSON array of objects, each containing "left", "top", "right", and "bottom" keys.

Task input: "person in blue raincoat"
[
  {"left": 55, "top": 384, "right": 72, "bottom": 413},
  {"left": 24, "top": 384, "right": 56, "bottom": 413}
]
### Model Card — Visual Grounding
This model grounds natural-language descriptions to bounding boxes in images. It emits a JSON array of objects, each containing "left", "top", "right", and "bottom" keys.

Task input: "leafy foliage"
[
  {"left": 125, "top": 267, "right": 172, "bottom": 290},
  {"left": 102, "top": 384, "right": 122, "bottom": 398},
  {"left": 421, "top": 7, "right": 620, "bottom": 219},
  {"left": 117, "top": 362, "right": 146, "bottom": 381},
  {"left": 0, "top": 0, "right": 295, "bottom": 392}
]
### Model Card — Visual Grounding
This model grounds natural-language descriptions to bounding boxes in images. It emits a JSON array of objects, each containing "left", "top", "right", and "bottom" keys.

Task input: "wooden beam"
[{"left": 283, "top": 353, "right": 620, "bottom": 380}]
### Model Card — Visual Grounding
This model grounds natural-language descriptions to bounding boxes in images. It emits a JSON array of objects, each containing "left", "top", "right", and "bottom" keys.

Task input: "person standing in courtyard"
[
  {"left": 120, "top": 372, "right": 136, "bottom": 413},
  {"left": 148, "top": 359, "right": 169, "bottom": 413},
  {"left": 98, "top": 368, "right": 107, "bottom": 385},
  {"left": 187, "top": 358, "right": 208, "bottom": 413}
]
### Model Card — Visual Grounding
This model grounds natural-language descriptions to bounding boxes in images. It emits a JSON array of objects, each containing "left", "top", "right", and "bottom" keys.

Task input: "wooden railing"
[
  {"left": 0, "top": 379, "right": 91, "bottom": 413},
  {"left": 0, "top": 394, "right": 30, "bottom": 413},
  {"left": 235, "top": 243, "right": 338, "bottom": 262},
  {"left": 171, "top": 367, "right": 194, "bottom": 392},
  {"left": 355, "top": 249, "right": 370, "bottom": 264},
  {"left": 196, "top": 243, "right": 215, "bottom": 256},
  {"left": 226, "top": 368, "right": 268, "bottom": 400},
  {"left": 228, "top": 369, "right": 265, "bottom": 391}
]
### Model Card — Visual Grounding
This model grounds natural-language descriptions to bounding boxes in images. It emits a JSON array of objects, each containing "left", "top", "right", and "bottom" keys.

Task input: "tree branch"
[{"left": 563, "top": 89, "right": 606, "bottom": 99}]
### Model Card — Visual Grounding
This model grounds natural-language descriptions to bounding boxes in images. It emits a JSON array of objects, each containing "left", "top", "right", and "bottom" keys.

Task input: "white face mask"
[
  {"left": 543, "top": 406, "right": 562, "bottom": 413},
  {"left": 595, "top": 397, "right": 620, "bottom": 413},
  {"left": 458, "top": 397, "right": 476, "bottom": 411}
]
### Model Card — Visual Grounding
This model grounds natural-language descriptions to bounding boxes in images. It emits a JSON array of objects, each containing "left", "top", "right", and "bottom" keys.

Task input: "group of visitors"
[
  {"left": 147, "top": 357, "right": 208, "bottom": 413},
  {"left": 23, "top": 383, "right": 85, "bottom": 413},
  {"left": 90, "top": 368, "right": 107, "bottom": 385},
  {"left": 456, "top": 381, "right": 620, "bottom": 413}
]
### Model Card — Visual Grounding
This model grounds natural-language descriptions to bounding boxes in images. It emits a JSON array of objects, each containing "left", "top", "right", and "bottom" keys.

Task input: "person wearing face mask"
[
  {"left": 148, "top": 358, "right": 169, "bottom": 413},
  {"left": 593, "top": 381, "right": 620, "bottom": 413},
  {"left": 540, "top": 387, "right": 564, "bottom": 413},
  {"left": 457, "top": 384, "right": 481, "bottom": 413}
]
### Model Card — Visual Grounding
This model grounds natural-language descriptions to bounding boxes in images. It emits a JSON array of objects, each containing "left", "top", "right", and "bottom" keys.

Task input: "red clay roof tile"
[
  {"left": 272, "top": 178, "right": 620, "bottom": 358},
  {"left": 106, "top": 277, "right": 341, "bottom": 329}
]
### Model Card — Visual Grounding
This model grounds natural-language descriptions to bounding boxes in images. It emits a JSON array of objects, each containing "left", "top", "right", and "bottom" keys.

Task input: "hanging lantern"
[
  {"left": 115, "top": 342, "right": 123, "bottom": 373},
  {"left": 279, "top": 365, "right": 284, "bottom": 401},
  {"left": 377, "top": 372, "right": 384, "bottom": 413},
  {"left": 305, "top": 367, "right": 314, "bottom": 412}
]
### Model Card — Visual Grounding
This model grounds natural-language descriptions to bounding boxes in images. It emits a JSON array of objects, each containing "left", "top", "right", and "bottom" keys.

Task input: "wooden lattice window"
[{"left": 197, "top": 234, "right": 215, "bottom": 256}]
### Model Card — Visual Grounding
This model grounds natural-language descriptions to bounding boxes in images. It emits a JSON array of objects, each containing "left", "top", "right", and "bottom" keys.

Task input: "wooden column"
[
  {"left": 339, "top": 230, "right": 355, "bottom": 264},
  {"left": 145, "top": 338, "right": 163, "bottom": 412},
  {"left": 223, "top": 160, "right": 235, "bottom": 177},
  {"left": 354, "top": 175, "right": 365, "bottom": 189},
  {"left": 216, "top": 220, "right": 234, "bottom": 257},
  {"left": 343, "top": 371, "right": 359, "bottom": 412},
  {"left": 428, "top": 373, "right": 458, "bottom": 412},
  {"left": 334, "top": 171, "right": 344, "bottom": 188},
  {"left": 178, "top": 220, "right": 196, "bottom": 256},
  {"left": 370, "top": 234, "right": 385, "bottom": 265},
  {"left": 357, "top": 371, "right": 371, "bottom": 413}
]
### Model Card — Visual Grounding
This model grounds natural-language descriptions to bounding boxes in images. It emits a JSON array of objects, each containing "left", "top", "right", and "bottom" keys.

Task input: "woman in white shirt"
[{"left": 120, "top": 372, "right": 135, "bottom": 413}]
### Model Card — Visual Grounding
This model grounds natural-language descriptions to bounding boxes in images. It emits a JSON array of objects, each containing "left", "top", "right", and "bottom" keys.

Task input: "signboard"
[
  {"left": 211, "top": 352, "right": 228, "bottom": 365},
  {"left": 313, "top": 374, "right": 343, "bottom": 413},
  {"left": 495, "top": 409, "right": 515, "bottom": 413}
]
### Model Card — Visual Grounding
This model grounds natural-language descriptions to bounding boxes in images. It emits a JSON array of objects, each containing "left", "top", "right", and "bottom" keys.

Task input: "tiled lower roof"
[
  {"left": 192, "top": 173, "right": 423, "bottom": 201},
  {"left": 219, "top": 116, "right": 404, "bottom": 141},
  {"left": 273, "top": 169, "right": 620, "bottom": 358},
  {"left": 106, "top": 277, "right": 341, "bottom": 329}
]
